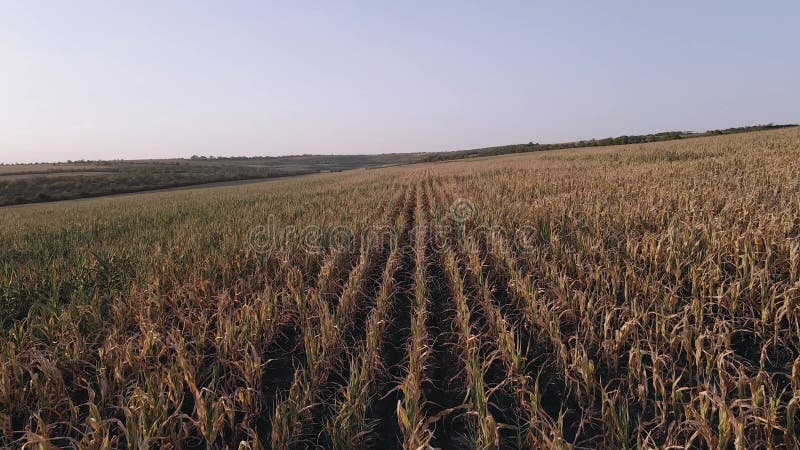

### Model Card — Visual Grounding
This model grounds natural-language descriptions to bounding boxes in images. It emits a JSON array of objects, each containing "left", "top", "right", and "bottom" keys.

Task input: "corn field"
[{"left": 1, "top": 128, "right": 799, "bottom": 449}]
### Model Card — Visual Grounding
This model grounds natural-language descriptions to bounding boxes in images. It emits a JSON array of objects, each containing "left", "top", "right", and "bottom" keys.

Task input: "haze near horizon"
[{"left": 1, "top": 1, "right": 798, "bottom": 164}]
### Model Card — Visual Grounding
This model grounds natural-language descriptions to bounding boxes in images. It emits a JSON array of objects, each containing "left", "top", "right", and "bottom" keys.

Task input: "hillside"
[
  {"left": 423, "top": 123, "right": 797, "bottom": 162},
  {"left": 2, "top": 124, "right": 794, "bottom": 207},
  {"left": 0, "top": 153, "right": 424, "bottom": 206}
]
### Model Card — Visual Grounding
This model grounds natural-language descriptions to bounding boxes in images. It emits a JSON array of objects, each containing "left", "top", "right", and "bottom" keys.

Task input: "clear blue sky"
[{"left": 1, "top": 1, "right": 798, "bottom": 163}]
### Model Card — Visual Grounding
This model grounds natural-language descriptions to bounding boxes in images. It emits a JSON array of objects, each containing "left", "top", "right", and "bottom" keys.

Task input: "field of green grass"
[{"left": 0, "top": 153, "right": 425, "bottom": 206}]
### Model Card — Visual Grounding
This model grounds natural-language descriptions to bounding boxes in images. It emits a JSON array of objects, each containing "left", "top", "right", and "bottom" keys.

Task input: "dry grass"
[{"left": 1, "top": 128, "right": 799, "bottom": 449}]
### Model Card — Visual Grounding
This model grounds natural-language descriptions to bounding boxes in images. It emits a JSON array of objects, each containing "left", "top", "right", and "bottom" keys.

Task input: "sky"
[{"left": 1, "top": 1, "right": 798, "bottom": 164}]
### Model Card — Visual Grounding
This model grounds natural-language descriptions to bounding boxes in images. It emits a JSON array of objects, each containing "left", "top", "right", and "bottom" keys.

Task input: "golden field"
[{"left": 1, "top": 128, "right": 799, "bottom": 449}]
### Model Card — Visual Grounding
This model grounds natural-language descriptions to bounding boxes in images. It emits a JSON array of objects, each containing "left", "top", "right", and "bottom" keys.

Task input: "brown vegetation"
[{"left": 1, "top": 128, "right": 799, "bottom": 448}]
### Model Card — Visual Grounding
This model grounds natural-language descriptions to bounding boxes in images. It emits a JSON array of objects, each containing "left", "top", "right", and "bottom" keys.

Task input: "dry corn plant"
[{"left": 1, "top": 128, "right": 799, "bottom": 449}]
